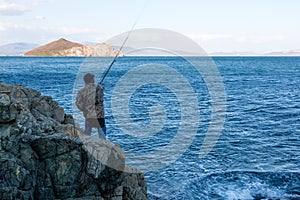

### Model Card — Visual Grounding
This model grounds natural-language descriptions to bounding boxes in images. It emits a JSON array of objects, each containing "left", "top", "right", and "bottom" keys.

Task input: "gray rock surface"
[{"left": 0, "top": 83, "right": 147, "bottom": 200}]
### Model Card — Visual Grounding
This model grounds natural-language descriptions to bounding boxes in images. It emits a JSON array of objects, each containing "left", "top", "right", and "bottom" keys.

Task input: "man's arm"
[{"left": 76, "top": 90, "right": 85, "bottom": 111}]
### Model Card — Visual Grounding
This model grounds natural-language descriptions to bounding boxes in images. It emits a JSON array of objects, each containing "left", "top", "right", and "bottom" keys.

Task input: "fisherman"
[{"left": 76, "top": 73, "right": 106, "bottom": 139}]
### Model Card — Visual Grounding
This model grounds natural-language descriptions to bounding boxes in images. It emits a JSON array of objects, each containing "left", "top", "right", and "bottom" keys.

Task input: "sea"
[{"left": 1, "top": 56, "right": 300, "bottom": 200}]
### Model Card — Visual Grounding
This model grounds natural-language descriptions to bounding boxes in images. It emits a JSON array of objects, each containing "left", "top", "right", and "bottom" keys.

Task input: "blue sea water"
[{"left": 1, "top": 56, "right": 300, "bottom": 199}]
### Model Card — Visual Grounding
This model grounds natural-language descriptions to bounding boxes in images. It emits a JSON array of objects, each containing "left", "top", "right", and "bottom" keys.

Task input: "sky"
[{"left": 0, "top": 0, "right": 299, "bottom": 53}]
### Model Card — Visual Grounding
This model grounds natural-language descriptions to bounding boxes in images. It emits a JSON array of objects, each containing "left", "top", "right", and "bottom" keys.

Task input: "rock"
[
  {"left": 0, "top": 93, "right": 17, "bottom": 123},
  {"left": 91, "top": 43, "right": 123, "bottom": 57},
  {"left": 58, "top": 43, "right": 121, "bottom": 57},
  {"left": 0, "top": 83, "right": 147, "bottom": 199},
  {"left": 58, "top": 45, "right": 95, "bottom": 56},
  {"left": 0, "top": 93, "right": 10, "bottom": 106}
]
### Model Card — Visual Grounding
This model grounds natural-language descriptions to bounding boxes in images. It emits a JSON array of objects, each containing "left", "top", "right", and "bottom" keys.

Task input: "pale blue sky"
[{"left": 0, "top": 0, "right": 299, "bottom": 53}]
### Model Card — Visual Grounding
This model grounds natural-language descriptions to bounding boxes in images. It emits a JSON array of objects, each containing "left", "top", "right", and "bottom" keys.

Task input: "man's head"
[{"left": 84, "top": 73, "right": 95, "bottom": 84}]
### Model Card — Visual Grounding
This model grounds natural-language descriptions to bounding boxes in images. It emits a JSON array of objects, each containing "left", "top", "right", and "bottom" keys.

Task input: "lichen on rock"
[{"left": 0, "top": 83, "right": 147, "bottom": 200}]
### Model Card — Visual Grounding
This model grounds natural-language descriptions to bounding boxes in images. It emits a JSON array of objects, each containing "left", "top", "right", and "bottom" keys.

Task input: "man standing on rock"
[{"left": 76, "top": 73, "right": 106, "bottom": 139}]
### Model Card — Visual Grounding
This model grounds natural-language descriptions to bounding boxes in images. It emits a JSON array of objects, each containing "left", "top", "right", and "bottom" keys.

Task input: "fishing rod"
[
  {"left": 99, "top": 2, "right": 147, "bottom": 85},
  {"left": 99, "top": 27, "right": 134, "bottom": 84}
]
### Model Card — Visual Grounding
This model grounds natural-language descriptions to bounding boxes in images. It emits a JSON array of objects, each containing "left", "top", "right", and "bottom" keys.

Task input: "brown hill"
[
  {"left": 24, "top": 38, "right": 122, "bottom": 57},
  {"left": 24, "top": 38, "right": 83, "bottom": 56}
]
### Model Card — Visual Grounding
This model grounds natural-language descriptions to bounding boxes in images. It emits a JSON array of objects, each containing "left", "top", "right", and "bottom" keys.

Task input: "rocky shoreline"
[{"left": 0, "top": 83, "right": 147, "bottom": 199}]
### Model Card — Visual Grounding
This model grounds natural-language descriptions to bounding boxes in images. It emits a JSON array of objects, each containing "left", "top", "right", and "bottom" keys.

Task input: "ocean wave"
[{"left": 173, "top": 171, "right": 300, "bottom": 200}]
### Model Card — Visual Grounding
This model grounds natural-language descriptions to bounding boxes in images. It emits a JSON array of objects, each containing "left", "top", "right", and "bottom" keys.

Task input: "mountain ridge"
[
  {"left": 0, "top": 42, "right": 39, "bottom": 56},
  {"left": 24, "top": 38, "right": 122, "bottom": 57},
  {"left": 25, "top": 38, "right": 83, "bottom": 56}
]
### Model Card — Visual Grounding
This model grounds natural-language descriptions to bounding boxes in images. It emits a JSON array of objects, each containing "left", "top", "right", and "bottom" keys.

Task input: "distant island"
[
  {"left": 210, "top": 50, "right": 300, "bottom": 56},
  {"left": 0, "top": 42, "right": 39, "bottom": 56},
  {"left": 264, "top": 50, "right": 300, "bottom": 56},
  {"left": 24, "top": 38, "right": 122, "bottom": 57}
]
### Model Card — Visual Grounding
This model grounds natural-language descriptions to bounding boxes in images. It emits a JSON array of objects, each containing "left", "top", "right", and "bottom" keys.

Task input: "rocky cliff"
[
  {"left": 0, "top": 83, "right": 147, "bottom": 199},
  {"left": 24, "top": 38, "right": 122, "bottom": 57}
]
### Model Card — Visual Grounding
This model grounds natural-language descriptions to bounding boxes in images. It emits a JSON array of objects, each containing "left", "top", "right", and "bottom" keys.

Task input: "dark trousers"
[{"left": 84, "top": 118, "right": 106, "bottom": 139}]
